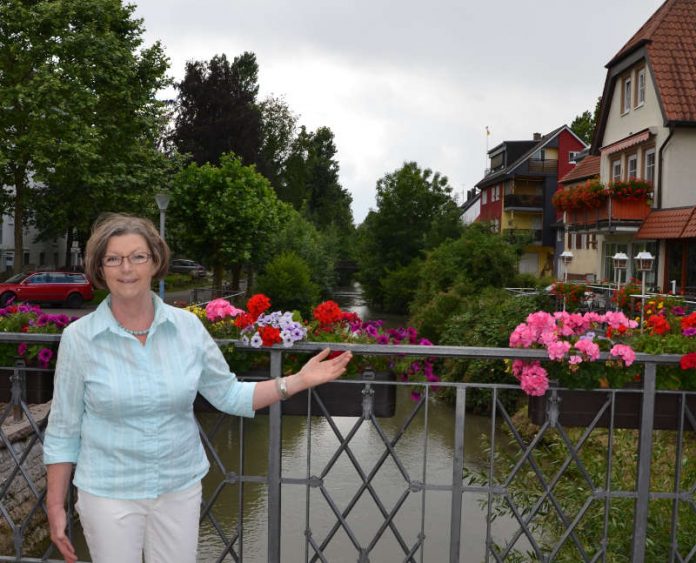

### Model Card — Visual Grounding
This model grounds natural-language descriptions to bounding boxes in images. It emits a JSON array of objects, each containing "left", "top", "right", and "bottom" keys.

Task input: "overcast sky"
[{"left": 133, "top": 0, "right": 664, "bottom": 224}]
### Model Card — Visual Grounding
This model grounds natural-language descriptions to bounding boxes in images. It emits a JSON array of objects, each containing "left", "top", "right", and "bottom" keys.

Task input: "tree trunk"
[
  {"left": 12, "top": 167, "right": 26, "bottom": 274},
  {"left": 213, "top": 264, "right": 224, "bottom": 293},
  {"left": 231, "top": 263, "right": 242, "bottom": 291},
  {"left": 245, "top": 263, "right": 254, "bottom": 295},
  {"left": 65, "top": 229, "right": 74, "bottom": 270}
]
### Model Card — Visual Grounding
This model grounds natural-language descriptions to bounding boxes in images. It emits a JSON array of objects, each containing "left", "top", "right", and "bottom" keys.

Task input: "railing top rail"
[{"left": 0, "top": 333, "right": 684, "bottom": 365}]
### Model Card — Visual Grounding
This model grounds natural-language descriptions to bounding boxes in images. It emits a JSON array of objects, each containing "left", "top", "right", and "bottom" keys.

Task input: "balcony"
[
  {"left": 504, "top": 194, "right": 544, "bottom": 210},
  {"left": 504, "top": 228, "right": 543, "bottom": 245},
  {"left": 566, "top": 198, "right": 651, "bottom": 232},
  {"left": 527, "top": 158, "right": 558, "bottom": 174}
]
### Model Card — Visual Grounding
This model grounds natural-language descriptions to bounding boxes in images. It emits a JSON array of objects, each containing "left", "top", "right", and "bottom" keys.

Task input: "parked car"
[
  {"left": 169, "top": 259, "right": 207, "bottom": 278},
  {"left": 0, "top": 271, "right": 94, "bottom": 308}
]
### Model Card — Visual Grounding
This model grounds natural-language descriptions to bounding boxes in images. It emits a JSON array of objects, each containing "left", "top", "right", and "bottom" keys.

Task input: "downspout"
[
  {"left": 656, "top": 126, "right": 674, "bottom": 209},
  {"left": 656, "top": 126, "right": 675, "bottom": 290}
]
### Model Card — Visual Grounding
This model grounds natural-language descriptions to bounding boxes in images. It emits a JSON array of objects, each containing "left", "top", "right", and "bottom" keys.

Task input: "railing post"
[
  {"left": 10, "top": 359, "right": 26, "bottom": 422},
  {"left": 268, "top": 349, "right": 283, "bottom": 562},
  {"left": 632, "top": 361, "right": 656, "bottom": 562},
  {"left": 449, "top": 386, "right": 466, "bottom": 562}
]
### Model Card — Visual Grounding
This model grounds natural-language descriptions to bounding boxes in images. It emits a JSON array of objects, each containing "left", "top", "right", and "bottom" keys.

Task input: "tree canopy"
[
  {"left": 570, "top": 97, "right": 602, "bottom": 145},
  {"left": 0, "top": 0, "right": 171, "bottom": 269},
  {"left": 356, "top": 162, "right": 463, "bottom": 309},
  {"left": 173, "top": 52, "right": 262, "bottom": 167},
  {"left": 168, "top": 153, "right": 281, "bottom": 290}
]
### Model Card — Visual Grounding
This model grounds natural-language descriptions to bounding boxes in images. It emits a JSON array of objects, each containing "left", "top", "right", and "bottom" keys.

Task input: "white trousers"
[{"left": 75, "top": 481, "right": 202, "bottom": 563}]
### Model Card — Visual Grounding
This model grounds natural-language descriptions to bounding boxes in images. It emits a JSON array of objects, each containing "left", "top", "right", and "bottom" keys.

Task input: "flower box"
[
  {"left": 194, "top": 371, "right": 397, "bottom": 418},
  {"left": 528, "top": 387, "right": 696, "bottom": 431},
  {"left": 0, "top": 369, "right": 54, "bottom": 404}
]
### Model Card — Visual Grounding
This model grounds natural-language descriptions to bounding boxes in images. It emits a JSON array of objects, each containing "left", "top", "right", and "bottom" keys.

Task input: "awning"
[
  {"left": 600, "top": 129, "right": 652, "bottom": 156},
  {"left": 635, "top": 206, "right": 696, "bottom": 239}
]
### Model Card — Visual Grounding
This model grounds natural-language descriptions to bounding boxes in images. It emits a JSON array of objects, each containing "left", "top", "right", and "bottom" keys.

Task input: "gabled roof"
[
  {"left": 476, "top": 125, "right": 585, "bottom": 189},
  {"left": 559, "top": 154, "right": 600, "bottom": 185},
  {"left": 635, "top": 206, "right": 696, "bottom": 239},
  {"left": 594, "top": 0, "right": 696, "bottom": 150}
]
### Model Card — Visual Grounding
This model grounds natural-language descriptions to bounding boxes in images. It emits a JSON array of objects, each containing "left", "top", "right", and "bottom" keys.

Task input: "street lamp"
[
  {"left": 559, "top": 250, "right": 574, "bottom": 311},
  {"left": 155, "top": 193, "right": 171, "bottom": 301},
  {"left": 634, "top": 251, "right": 655, "bottom": 332},
  {"left": 612, "top": 252, "right": 629, "bottom": 310}
]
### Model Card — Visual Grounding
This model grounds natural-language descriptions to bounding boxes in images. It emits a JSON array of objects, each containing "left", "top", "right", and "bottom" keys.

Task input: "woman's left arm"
[{"left": 251, "top": 348, "right": 353, "bottom": 410}]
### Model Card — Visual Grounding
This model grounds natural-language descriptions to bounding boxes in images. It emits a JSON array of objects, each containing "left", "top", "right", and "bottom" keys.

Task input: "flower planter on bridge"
[
  {"left": 528, "top": 387, "right": 696, "bottom": 431},
  {"left": 195, "top": 371, "right": 397, "bottom": 418}
]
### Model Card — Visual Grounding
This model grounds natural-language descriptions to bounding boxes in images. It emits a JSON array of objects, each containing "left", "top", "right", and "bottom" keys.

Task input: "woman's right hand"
[{"left": 48, "top": 506, "right": 77, "bottom": 563}]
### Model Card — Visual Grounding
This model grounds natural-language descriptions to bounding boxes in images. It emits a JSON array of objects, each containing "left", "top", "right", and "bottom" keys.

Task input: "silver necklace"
[{"left": 118, "top": 324, "right": 150, "bottom": 336}]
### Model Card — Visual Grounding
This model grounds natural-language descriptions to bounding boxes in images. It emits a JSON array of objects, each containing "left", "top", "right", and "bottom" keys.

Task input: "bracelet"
[{"left": 275, "top": 376, "right": 289, "bottom": 401}]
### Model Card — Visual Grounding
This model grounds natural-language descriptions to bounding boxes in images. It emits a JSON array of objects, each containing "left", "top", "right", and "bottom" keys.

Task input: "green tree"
[
  {"left": 168, "top": 154, "right": 280, "bottom": 290},
  {"left": 257, "top": 95, "right": 298, "bottom": 193},
  {"left": 173, "top": 52, "right": 262, "bottom": 167},
  {"left": 255, "top": 252, "right": 320, "bottom": 316},
  {"left": 283, "top": 126, "right": 354, "bottom": 236},
  {"left": 356, "top": 162, "right": 464, "bottom": 310},
  {"left": 0, "top": 0, "right": 171, "bottom": 270},
  {"left": 570, "top": 96, "right": 602, "bottom": 145}
]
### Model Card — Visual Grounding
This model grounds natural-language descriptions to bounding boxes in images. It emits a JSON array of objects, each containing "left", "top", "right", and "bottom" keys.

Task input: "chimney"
[{"left": 533, "top": 132, "right": 541, "bottom": 141}]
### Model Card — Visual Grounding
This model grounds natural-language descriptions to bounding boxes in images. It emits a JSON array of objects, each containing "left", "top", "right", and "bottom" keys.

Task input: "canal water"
[{"left": 68, "top": 283, "right": 526, "bottom": 561}]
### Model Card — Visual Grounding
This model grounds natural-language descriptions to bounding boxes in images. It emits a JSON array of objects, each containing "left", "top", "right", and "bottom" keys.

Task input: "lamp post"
[
  {"left": 634, "top": 251, "right": 655, "bottom": 332},
  {"left": 612, "top": 252, "right": 629, "bottom": 311},
  {"left": 559, "top": 250, "right": 574, "bottom": 311},
  {"left": 155, "top": 193, "right": 171, "bottom": 301}
]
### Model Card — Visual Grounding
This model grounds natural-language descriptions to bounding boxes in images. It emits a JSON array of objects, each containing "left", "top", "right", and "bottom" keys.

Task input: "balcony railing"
[
  {"left": 566, "top": 198, "right": 651, "bottom": 231},
  {"left": 504, "top": 228, "right": 543, "bottom": 244},
  {"left": 1, "top": 334, "right": 694, "bottom": 562},
  {"left": 504, "top": 194, "right": 544, "bottom": 209},
  {"left": 527, "top": 159, "right": 558, "bottom": 174}
]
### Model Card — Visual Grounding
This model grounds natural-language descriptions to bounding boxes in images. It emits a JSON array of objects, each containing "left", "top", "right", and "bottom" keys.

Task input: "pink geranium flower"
[
  {"left": 205, "top": 299, "right": 243, "bottom": 322},
  {"left": 519, "top": 364, "right": 549, "bottom": 396},
  {"left": 610, "top": 344, "right": 636, "bottom": 367}
]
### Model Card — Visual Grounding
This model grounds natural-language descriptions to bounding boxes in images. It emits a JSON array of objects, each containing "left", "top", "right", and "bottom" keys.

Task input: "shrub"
[
  {"left": 255, "top": 252, "right": 320, "bottom": 316},
  {"left": 380, "top": 262, "right": 421, "bottom": 314}
]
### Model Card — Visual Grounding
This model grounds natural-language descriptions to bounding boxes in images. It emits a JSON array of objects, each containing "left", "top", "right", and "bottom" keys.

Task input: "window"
[
  {"left": 492, "top": 185, "right": 500, "bottom": 201},
  {"left": 533, "top": 149, "right": 546, "bottom": 161},
  {"left": 581, "top": 233, "right": 588, "bottom": 249},
  {"left": 567, "top": 233, "right": 574, "bottom": 250},
  {"left": 636, "top": 68, "right": 646, "bottom": 107},
  {"left": 644, "top": 148, "right": 656, "bottom": 184},
  {"left": 481, "top": 189, "right": 488, "bottom": 204},
  {"left": 612, "top": 159, "right": 622, "bottom": 182},
  {"left": 623, "top": 76, "right": 632, "bottom": 113},
  {"left": 627, "top": 154, "right": 638, "bottom": 179},
  {"left": 568, "top": 151, "right": 578, "bottom": 163},
  {"left": 557, "top": 230, "right": 563, "bottom": 243}
]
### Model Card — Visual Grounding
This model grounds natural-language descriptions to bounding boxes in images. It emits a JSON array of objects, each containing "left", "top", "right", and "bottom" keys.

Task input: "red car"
[{"left": 0, "top": 271, "right": 94, "bottom": 308}]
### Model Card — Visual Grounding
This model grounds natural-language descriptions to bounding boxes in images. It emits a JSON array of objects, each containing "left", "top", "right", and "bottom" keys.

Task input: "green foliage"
[
  {"left": 435, "top": 290, "right": 551, "bottom": 412},
  {"left": 0, "top": 0, "right": 171, "bottom": 268},
  {"left": 282, "top": 126, "right": 354, "bottom": 238},
  {"left": 570, "top": 97, "right": 601, "bottom": 145},
  {"left": 356, "top": 162, "right": 463, "bottom": 310},
  {"left": 259, "top": 203, "right": 338, "bottom": 296},
  {"left": 467, "top": 418, "right": 696, "bottom": 561},
  {"left": 410, "top": 223, "right": 520, "bottom": 320},
  {"left": 380, "top": 263, "right": 421, "bottom": 314},
  {"left": 168, "top": 153, "right": 281, "bottom": 289},
  {"left": 255, "top": 252, "right": 320, "bottom": 316},
  {"left": 174, "top": 52, "right": 262, "bottom": 167}
]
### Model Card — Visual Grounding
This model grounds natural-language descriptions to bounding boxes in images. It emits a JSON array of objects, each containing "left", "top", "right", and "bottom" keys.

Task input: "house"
[
  {"left": 556, "top": 153, "right": 601, "bottom": 280},
  {"left": 582, "top": 0, "right": 696, "bottom": 294},
  {"left": 475, "top": 126, "right": 586, "bottom": 276},
  {"left": 460, "top": 188, "right": 480, "bottom": 225},
  {"left": 0, "top": 214, "right": 68, "bottom": 275}
]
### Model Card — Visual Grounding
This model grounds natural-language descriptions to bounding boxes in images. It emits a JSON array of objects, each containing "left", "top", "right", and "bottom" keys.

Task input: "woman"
[{"left": 43, "top": 214, "right": 352, "bottom": 563}]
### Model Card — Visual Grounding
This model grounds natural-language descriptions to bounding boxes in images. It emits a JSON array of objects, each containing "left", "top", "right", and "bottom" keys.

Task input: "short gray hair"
[{"left": 84, "top": 213, "right": 170, "bottom": 289}]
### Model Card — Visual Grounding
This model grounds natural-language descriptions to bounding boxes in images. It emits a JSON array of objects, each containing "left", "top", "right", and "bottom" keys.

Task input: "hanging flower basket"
[
  {"left": 528, "top": 386, "right": 696, "bottom": 430},
  {"left": 195, "top": 370, "right": 397, "bottom": 418}
]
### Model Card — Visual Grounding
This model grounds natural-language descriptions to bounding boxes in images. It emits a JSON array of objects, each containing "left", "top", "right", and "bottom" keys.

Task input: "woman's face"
[{"left": 101, "top": 233, "right": 158, "bottom": 303}]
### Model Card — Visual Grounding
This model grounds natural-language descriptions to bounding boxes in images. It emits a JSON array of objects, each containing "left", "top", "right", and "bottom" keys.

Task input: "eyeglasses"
[{"left": 102, "top": 252, "right": 153, "bottom": 268}]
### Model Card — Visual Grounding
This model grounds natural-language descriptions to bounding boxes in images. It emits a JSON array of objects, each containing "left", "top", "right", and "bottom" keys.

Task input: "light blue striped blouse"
[{"left": 43, "top": 293, "right": 257, "bottom": 499}]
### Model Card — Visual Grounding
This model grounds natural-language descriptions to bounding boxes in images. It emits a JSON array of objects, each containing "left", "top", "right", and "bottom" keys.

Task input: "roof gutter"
[{"left": 657, "top": 126, "right": 675, "bottom": 209}]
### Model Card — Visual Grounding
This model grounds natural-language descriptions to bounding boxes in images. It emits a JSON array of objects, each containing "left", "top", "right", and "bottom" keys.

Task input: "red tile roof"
[
  {"left": 559, "top": 155, "right": 600, "bottom": 185},
  {"left": 609, "top": 0, "right": 696, "bottom": 123},
  {"left": 635, "top": 206, "right": 696, "bottom": 239}
]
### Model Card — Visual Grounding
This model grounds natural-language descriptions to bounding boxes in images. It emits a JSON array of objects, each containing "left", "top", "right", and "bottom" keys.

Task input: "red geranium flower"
[
  {"left": 235, "top": 312, "right": 254, "bottom": 329},
  {"left": 258, "top": 325, "right": 281, "bottom": 346},
  {"left": 680, "top": 352, "right": 696, "bottom": 371},
  {"left": 646, "top": 314, "right": 670, "bottom": 335},
  {"left": 313, "top": 301, "right": 344, "bottom": 326},
  {"left": 247, "top": 294, "right": 271, "bottom": 320}
]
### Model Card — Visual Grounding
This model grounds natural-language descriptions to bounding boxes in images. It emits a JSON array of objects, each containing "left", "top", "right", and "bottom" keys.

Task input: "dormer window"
[
  {"left": 532, "top": 149, "right": 546, "bottom": 161},
  {"left": 568, "top": 151, "right": 578, "bottom": 163},
  {"left": 636, "top": 68, "right": 646, "bottom": 107},
  {"left": 622, "top": 76, "right": 632, "bottom": 114}
]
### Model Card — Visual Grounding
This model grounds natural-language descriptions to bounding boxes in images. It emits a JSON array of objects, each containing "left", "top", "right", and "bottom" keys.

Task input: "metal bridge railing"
[{"left": 0, "top": 335, "right": 695, "bottom": 561}]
